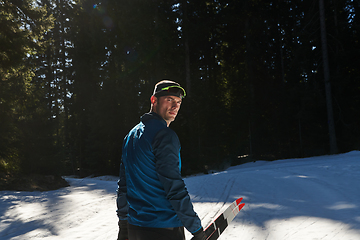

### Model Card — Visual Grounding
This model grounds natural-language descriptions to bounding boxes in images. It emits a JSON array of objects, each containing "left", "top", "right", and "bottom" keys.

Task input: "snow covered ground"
[{"left": 1, "top": 151, "right": 360, "bottom": 240}]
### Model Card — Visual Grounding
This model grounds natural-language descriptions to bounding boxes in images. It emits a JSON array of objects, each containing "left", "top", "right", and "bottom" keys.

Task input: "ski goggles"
[{"left": 156, "top": 85, "right": 186, "bottom": 99}]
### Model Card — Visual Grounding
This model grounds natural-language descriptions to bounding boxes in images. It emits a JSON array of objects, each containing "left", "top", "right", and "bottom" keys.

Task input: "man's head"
[{"left": 150, "top": 80, "right": 186, "bottom": 126}]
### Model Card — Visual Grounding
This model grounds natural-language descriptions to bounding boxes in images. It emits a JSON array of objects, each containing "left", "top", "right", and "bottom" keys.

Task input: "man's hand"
[
  {"left": 117, "top": 220, "right": 128, "bottom": 240},
  {"left": 191, "top": 227, "right": 207, "bottom": 240}
]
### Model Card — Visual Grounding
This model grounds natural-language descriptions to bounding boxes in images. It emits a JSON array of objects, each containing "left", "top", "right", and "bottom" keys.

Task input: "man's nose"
[{"left": 172, "top": 102, "right": 180, "bottom": 108}]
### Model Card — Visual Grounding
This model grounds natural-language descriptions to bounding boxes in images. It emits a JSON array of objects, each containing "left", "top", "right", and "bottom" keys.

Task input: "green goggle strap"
[{"left": 161, "top": 85, "right": 186, "bottom": 98}]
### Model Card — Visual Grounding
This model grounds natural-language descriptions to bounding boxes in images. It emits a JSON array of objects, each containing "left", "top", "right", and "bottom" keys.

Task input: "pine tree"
[{"left": 0, "top": 0, "right": 53, "bottom": 173}]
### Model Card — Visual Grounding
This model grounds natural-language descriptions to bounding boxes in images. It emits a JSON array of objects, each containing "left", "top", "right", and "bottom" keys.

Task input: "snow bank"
[{"left": 1, "top": 151, "right": 360, "bottom": 240}]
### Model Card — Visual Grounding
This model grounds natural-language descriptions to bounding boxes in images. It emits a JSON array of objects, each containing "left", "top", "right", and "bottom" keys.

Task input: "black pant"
[{"left": 128, "top": 224, "right": 185, "bottom": 240}]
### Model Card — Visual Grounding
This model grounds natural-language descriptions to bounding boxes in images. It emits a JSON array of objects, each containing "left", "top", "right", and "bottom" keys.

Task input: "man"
[{"left": 116, "top": 80, "right": 207, "bottom": 240}]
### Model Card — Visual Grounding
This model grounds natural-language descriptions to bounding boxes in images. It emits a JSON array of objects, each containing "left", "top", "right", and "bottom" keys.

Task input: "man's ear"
[{"left": 150, "top": 95, "right": 157, "bottom": 104}]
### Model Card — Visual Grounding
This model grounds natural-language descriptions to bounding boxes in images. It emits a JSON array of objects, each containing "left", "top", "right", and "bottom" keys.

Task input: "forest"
[{"left": 1, "top": 0, "right": 359, "bottom": 177}]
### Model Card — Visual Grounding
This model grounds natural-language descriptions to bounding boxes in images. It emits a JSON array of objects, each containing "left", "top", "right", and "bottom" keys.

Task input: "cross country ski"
[{"left": 204, "top": 197, "right": 245, "bottom": 240}]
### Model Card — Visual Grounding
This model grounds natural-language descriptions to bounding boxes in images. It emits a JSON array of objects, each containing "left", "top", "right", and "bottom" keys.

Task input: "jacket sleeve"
[
  {"left": 152, "top": 128, "right": 202, "bottom": 234},
  {"left": 116, "top": 160, "right": 128, "bottom": 220}
]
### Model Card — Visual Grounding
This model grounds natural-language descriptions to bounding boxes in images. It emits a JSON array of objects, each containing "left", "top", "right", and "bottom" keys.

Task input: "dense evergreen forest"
[{"left": 1, "top": 0, "right": 359, "bottom": 177}]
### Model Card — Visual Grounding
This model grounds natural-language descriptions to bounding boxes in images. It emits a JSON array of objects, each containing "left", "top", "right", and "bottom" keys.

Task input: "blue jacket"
[{"left": 116, "top": 112, "right": 202, "bottom": 234}]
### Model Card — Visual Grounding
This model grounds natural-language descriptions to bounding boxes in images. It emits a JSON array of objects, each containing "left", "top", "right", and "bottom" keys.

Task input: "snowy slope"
[{"left": 1, "top": 151, "right": 360, "bottom": 240}]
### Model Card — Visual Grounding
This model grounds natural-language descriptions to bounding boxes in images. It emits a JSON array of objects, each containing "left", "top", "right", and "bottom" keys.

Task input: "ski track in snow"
[{"left": 1, "top": 151, "right": 360, "bottom": 240}]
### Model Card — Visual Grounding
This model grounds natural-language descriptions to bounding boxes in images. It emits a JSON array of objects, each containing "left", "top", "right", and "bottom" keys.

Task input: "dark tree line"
[{"left": 1, "top": 0, "right": 359, "bottom": 176}]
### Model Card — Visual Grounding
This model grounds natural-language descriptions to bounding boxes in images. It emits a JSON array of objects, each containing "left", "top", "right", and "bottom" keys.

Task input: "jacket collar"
[{"left": 141, "top": 112, "right": 167, "bottom": 126}]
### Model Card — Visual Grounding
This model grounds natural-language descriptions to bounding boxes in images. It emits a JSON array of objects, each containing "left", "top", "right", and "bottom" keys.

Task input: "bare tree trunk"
[
  {"left": 245, "top": 17, "right": 255, "bottom": 158},
  {"left": 184, "top": 39, "right": 191, "bottom": 95},
  {"left": 182, "top": 0, "right": 191, "bottom": 95},
  {"left": 319, "top": 0, "right": 338, "bottom": 154}
]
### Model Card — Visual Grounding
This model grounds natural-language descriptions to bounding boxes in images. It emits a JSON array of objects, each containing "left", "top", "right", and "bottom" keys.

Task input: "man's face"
[{"left": 152, "top": 95, "right": 182, "bottom": 126}]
